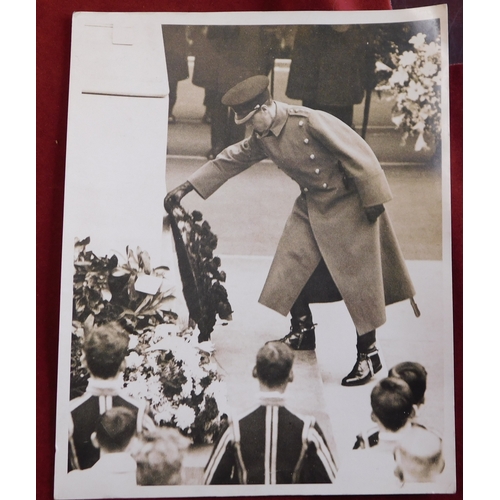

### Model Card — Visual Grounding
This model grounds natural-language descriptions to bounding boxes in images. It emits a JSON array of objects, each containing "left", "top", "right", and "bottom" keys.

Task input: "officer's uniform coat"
[{"left": 188, "top": 101, "right": 416, "bottom": 334}]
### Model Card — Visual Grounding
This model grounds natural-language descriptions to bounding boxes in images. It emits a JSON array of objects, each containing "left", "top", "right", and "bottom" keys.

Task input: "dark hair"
[
  {"left": 255, "top": 341, "right": 294, "bottom": 388},
  {"left": 83, "top": 322, "right": 129, "bottom": 379},
  {"left": 389, "top": 361, "right": 428, "bottom": 406},
  {"left": 370, "top": 377, "right": 414, "bottom": 432},
  {"left": 94, "top": 407, "right": 136, "bottom": 452}
]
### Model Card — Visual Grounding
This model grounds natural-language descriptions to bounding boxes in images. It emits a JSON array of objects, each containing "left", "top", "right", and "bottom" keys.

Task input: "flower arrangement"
[
  {"left": 123, "top": 323, "right": 228, "bottom": 443},
  {"left": 166, "top": 202, "right": 233, "bottom": 342},
  {"left": 70, "top": 237, "right": 228, "bottom": 443},
  {"left": 375, "top": 32, "right": 442, "bottom": 151}
]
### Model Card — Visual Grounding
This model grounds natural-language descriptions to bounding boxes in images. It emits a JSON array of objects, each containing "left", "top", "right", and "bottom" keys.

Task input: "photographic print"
[{"left": 53, "top": 6, "right": 455, "bottom": 498}]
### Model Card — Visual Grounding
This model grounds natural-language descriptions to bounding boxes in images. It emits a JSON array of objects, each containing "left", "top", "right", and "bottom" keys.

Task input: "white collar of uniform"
[
  {"left": 258, "top": 391, "right": 287, "bottom": 406},
  {"left": 93, "top": 452, "right": 137, "bottom": 474},
  {"left": 378, "top": 421, "right": 413, "bottom": 446},
  {"left": 86, "top": 375, "right": 123, "bottom": 396}
]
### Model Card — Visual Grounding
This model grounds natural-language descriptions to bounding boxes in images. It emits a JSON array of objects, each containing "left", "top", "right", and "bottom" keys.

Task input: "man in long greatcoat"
[{"left": 165, "top": 76, "right": 419, "bottom": 386}]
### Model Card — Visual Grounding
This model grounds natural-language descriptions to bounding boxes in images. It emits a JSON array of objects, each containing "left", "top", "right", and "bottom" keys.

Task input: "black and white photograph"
[{"left": 53, "top": 6, "right": 456, "bottom": 498}]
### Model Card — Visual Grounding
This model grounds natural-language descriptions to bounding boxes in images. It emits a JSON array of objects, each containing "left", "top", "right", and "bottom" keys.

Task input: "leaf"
[
  {"left": 139, "top": 250, "right": 152, "bottom": 275},
  {"left": 111, "top": 267, "right": 131, "bottom": 277}
]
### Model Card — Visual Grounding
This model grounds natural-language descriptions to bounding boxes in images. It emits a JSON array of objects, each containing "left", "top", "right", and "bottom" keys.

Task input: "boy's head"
[
  {"left": 134, "top": 428, "right": 190, "bottom": 485},
  {"left": 388, "top": 361, "right": 427, "bottom": 407},
  {"left": 370, "top": 377, "right": 415, "bottom": 432},
  {"left": 91, "top": 407, "right": 137, "bottom": 453},
  {"left": 394, "top": 426, "right": 445, "bottom": 483},
  {"left": 253, "top": 341, "right": 295, "bottom": 390},
  {"left": 83, "top": 322, "right": 129, "bottom": 379}
]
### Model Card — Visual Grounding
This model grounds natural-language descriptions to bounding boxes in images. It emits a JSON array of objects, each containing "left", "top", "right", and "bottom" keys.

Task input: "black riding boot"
[
  {"left": 341, "top": 330, "right": 382, "bottom": 386},
  {"left": 279, "top": 299, "right": 316, "bottom": 351}
]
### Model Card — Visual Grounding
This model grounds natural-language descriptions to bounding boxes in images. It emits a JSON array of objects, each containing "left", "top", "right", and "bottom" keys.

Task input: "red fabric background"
[{"left": 36, "top": 1, "right": 462, "bottom": 498}]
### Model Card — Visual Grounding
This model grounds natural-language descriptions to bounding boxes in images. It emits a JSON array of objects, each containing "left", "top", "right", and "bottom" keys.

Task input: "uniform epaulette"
[{"left": 287, "top": 107, "right": 310, "bottom": 117}]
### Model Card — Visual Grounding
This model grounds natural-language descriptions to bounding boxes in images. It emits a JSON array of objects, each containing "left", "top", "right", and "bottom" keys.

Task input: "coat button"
[
  {"left": 299, "top": 120, "right": 304, "bottom": 127},
  {"left": 310, "top": 154, "right": 315, "bottom": 160},
  {"left": 304, "top": 138, "right": 309, "bottom": 144},
  {"left": 322, "top": 183, "right": 328, "bottom": 189},
  {"left": 303, "top": 187, "right": 309, "bottom": 192},
  {"left": 315, "top": 168, "right": 320, "bottom": 174}
]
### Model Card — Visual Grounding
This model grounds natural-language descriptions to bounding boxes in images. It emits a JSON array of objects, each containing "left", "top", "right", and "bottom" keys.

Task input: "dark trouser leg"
[
  {"left": 168, "top": 80, "right": 179, "bottom": 121},
  {"left": 281, "top": 260, "right": 342, "bottom": 351},
  {"left": 341, "top": 329, "right": 383, "bottom": 387},
  {"left": 210, "top": 98, "right": 230, "bottom": 156},
  {"left": 281, "top": 292, "right": 316, "bottom": 350}
]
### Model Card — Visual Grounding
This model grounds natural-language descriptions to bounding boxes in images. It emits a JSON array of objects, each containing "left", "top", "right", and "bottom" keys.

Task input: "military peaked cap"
[{"left": 222, "top": 75, "right": 271, "bottom": 124}]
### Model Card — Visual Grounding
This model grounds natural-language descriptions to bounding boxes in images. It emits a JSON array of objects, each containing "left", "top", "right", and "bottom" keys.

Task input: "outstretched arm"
[{"left": 164, "top": 181, "right": 194, "bottom": 211}]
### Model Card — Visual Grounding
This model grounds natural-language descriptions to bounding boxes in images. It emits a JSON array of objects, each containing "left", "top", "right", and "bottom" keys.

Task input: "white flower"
[
  {"left": 375, "top": 61, "right": 392, "bottom": 72},
  {"left": 421, "top": 61, "right": 438, "bottom": 77},
  {"left": 124, "top": 372, "right": 148, "bottom": 399},
  {"left": 407, "top": 80, "right": 426, "bottom": 101},
  {"left": 389, "top": 68, "right": 409, "bottom": 86},
  {"left": 409, "top": 33, "right": 427, "bottom": 49},
  {"left": 128, "top": 335, "right": 139, "bottom": 350},
  {"left": 174, "top": 405, "right": 196, "bottom": 430},
  {"left": 153, "top": 323, "right": 180, "bottom": 342},
  {"left": 424, "top": 41, "right": 440, "bottom": 57},
  {"left": 399, "top": 50, "right": 417, "bottom": 67},
  {"left": 412, "top": 120, "right": 426, "bottom": 133},
  {"left": 391, "top": 114, "right": 405, "bottom": 127},
  {"left": 145, "top": 352, "right": 159, "bottom": 371},
  {"left": 181, "top": 381, "right": 193, "bottom": 398},
  {"left": 415, "top": 133, "right": 429, "bottom": 152},
  {"left": 206, "top": 380, "right": 229, "bottom": 414},
  {"left": 155, "top": 406, "right": 174, "bottom": 425},
  {"left": 73, "top": 325, "right": 85, "bottom": 338},
  {"left": 125, "top": 351, "right": 143, "bottom": 369},
  {"left": 196, "top": 340, "right": 215, "bottom": 355}
]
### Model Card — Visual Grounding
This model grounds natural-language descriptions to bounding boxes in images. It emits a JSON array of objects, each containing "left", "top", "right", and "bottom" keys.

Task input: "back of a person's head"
[
  {"left": 95, "top": 407, "right": 137, "bottom": 453},
  {"left": 389, "top": 361, "right": 428, "bottom": 406},
  {"left": 83, "top": 321, "right": 129, "bottom": 379},
  {"left": 255, "top": 341, "right": 295, "bottom": 389},
  {"left": 134, "top": 428, "right": 190, "bottom": 485},
  {"left": 370, "top": 377, "right": 414, "bottom": 432},
  {"left": 395, "top": 426, "right": 445, "bottom": 483}
]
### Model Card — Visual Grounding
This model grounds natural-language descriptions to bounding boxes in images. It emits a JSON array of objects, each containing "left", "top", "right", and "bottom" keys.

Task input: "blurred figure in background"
[
  {"left": 394, "top": 425, "right": 445, "bottom": 486},
  {"left": 133, "top": 427, "right": 190, "bottom": 485},
  {"left": 162, "top": 25, "right": 190, "bottom": 124},
  {"left": 190, "top": 25, "right": 279, "bottom": 159},
  {"left": 286, "top": 25, "right": 369, "bottom": 128}
]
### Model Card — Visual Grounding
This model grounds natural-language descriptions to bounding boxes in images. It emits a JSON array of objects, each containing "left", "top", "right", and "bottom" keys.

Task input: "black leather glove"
[
  {"left": 364, "top": 204, "right": 385, "bottom": 223},
  {"left": 164, "top": 181, "right": 194, "bottom": 211}
]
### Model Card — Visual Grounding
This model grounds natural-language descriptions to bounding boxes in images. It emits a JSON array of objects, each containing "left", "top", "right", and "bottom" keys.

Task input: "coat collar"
[{"left": 255, "top": 101, "right": 288, "bottom": 139}]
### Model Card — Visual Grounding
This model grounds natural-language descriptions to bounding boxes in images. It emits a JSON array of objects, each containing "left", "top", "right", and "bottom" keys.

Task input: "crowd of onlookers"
[
  {"left": 162, "top": 24, "right": 371, "bottom": 159},
  {"left": 67, "top": 320, "right": 446, "bottom": 493}
]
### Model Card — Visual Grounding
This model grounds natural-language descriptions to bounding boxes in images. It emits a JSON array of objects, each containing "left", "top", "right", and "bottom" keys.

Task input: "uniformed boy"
[
  {"left": 165, "top": 75, "right": 419, "bottom": 386},
  {"left": 203, "top": 341, "right": 337, "bottom": 484}
]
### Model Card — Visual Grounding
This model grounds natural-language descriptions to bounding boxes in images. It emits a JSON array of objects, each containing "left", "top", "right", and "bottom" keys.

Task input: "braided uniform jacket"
[{"left": 204, "top": 394, "right": 337, "bottom": 484}]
